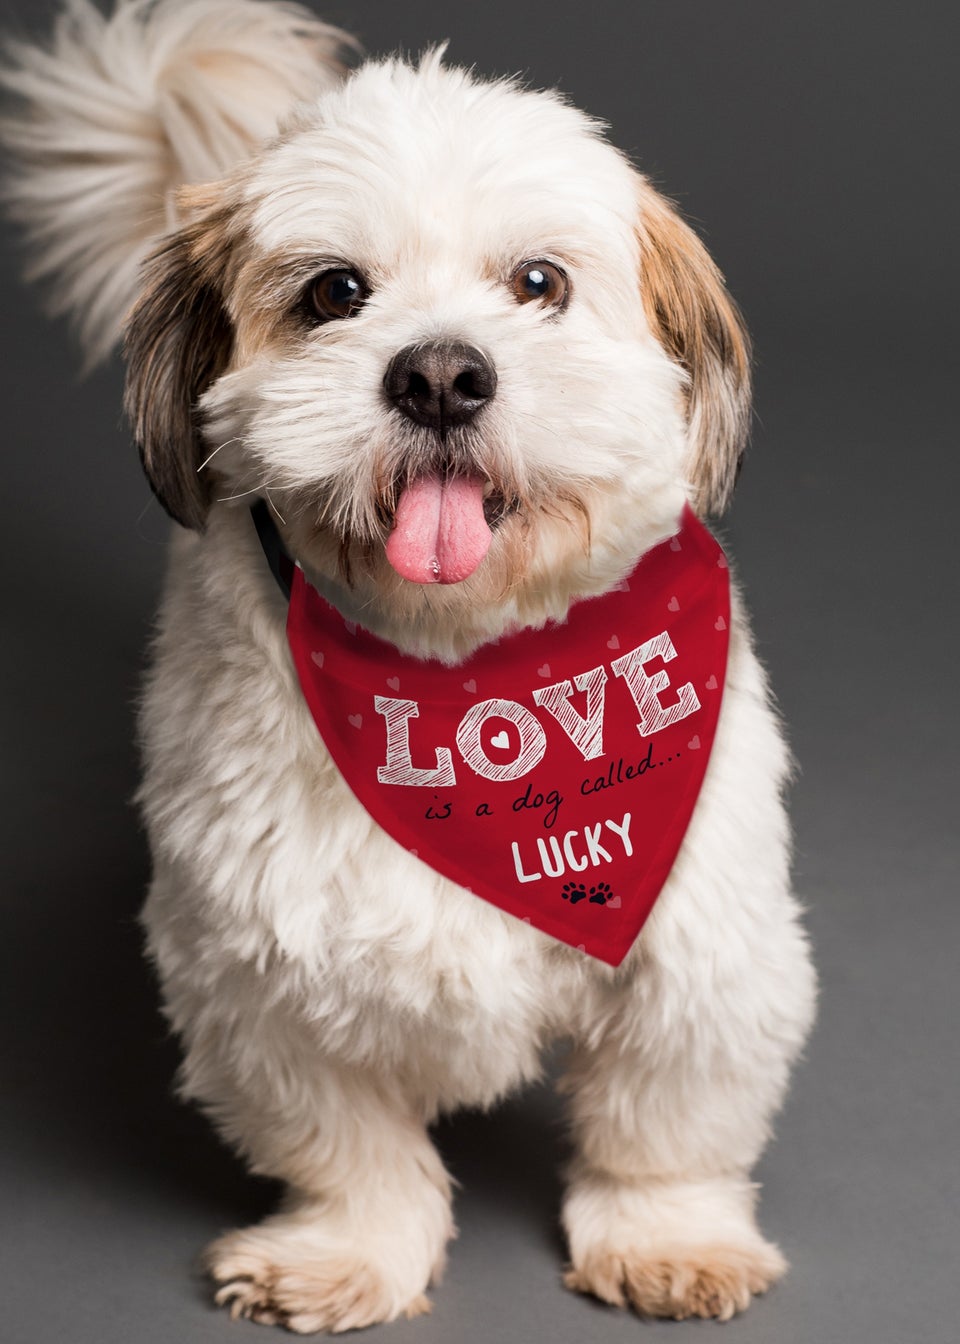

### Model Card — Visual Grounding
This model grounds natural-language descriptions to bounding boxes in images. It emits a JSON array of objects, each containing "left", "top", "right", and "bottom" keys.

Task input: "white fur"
[{"left": 2, "top": 1, "right": 816, "bottom": 1329}]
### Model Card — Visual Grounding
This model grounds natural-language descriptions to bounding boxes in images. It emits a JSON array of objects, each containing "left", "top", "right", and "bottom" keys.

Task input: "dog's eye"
[
  {"left": 307, "top": 268, "right": 368, "bottom": 322},
  {"left": 510, "top": 260, "right": 568, "bottom": 310}
]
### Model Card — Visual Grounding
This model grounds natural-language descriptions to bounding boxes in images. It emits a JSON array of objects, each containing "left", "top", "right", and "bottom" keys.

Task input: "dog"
[{"left": 2, "top": 0, "right": 816, "bottom": 1330}]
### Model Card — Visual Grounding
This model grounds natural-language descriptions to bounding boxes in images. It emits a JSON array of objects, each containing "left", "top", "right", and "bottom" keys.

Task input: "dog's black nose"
[{"left": 384, "top": 341, "right": 497, "bottom": 432}]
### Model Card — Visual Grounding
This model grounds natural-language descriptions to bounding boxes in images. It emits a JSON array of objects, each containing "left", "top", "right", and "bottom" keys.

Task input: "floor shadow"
[{"left": 432, "top": 1059, "right": 571, "bottom": 1258}]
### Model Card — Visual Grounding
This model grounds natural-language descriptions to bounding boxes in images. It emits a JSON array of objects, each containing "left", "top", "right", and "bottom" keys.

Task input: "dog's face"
[{"left": 125, "top": 54, "right": 749, "bottom": 650}]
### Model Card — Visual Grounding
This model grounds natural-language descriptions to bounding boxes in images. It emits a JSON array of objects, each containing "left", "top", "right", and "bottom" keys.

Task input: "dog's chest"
[{"left": 141, "top": 571, "right": 587, "bottom": 1038}]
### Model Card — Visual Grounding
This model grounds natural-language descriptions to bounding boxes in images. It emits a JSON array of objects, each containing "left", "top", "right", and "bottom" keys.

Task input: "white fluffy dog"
[{"left": 2, "top": 0, "right": 816, "bottom": 1330}]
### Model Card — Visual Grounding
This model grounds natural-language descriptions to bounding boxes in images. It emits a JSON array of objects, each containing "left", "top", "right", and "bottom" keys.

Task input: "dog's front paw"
[
  {"left": 206, "top": 1219, "right": 435, "bottom": 1334},
  {"left": 564, "top": 1241, "right": 786, "bottom": 1321},
  {"left": 562, "top": 1172, "right": 787, "bottom": 1321}
]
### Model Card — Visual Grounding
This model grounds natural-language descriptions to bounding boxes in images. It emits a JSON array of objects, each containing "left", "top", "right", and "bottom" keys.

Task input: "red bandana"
[{"left": 286, "top": 505, "right": 729, "bottom": 966}]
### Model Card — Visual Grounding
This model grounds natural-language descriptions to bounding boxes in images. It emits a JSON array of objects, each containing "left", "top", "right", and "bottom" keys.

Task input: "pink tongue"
[{"left": 386, "top": 474, "right": 492, "bottom": 585}]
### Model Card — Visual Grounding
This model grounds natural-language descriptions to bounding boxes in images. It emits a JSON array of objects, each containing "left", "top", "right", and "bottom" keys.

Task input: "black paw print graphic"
[
  {"left": 589, "top": 882, "right": 614, "bottom": 905},
  {"left": 562, "top": 882, "right": 587, "bottom": 904}
]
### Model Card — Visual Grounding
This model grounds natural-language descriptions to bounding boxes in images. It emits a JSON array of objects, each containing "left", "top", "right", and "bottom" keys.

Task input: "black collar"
[{"left": 250, "top": 500, "right": 293, "bottom": 601}]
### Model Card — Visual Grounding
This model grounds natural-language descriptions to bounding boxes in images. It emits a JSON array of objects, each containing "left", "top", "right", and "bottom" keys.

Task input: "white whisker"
[
  {"left": 265, "top": 490, "right": 287, "bottom": 526},
  {"left": 216, "top": 484, "right": 271, "bottom": 504},
  {"left": 197, "top": 438, "right": 241, "bottom": 473}
]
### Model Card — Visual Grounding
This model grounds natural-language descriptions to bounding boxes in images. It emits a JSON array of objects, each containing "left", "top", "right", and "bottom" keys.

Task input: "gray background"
[{"left": 1, "top": 1, "right": 958, "bottom": 1341}]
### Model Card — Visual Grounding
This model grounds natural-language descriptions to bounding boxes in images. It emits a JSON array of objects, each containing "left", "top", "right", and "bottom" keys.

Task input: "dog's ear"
[
  {"left": 636, "top": 178, "right": 752, "bottom": 516},
  {"left": 123, "top": 187, "right": 234, "bottom": 530}
]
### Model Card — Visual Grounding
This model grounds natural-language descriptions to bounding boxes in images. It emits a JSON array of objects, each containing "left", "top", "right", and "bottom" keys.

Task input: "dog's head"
[{"left": 125, "top": 52, "right": 749, "bottom": 651}]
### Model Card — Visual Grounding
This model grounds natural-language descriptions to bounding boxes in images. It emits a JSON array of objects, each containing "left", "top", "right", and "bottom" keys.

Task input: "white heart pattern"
[{"left": 490, "top": 730, "right": 511, "bottom": 750}]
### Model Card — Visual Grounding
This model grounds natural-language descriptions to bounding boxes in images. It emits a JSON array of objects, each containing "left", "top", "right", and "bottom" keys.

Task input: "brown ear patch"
[
  {"left": 123, "top": 200, "right": 235, "bottom": 530},
  {"left": 636, "top": 180, "right": 752, "bottom": 516}
]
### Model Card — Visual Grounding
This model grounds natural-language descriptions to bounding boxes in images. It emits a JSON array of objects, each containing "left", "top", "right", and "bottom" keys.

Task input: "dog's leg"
[
  {"left": 203, "top": 1062, "right": 453, "bottom": 1333},
  {"left": 560, "top": 906, "right": 815, "bottom": 1321}
]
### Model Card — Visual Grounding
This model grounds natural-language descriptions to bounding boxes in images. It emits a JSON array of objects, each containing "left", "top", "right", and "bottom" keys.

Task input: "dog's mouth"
[
  {"left": 386, "top": 473, "right": 485, "bottom": 585},
  {"left": 384, "top": 472, "right": 512, "bottom": 585}
]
